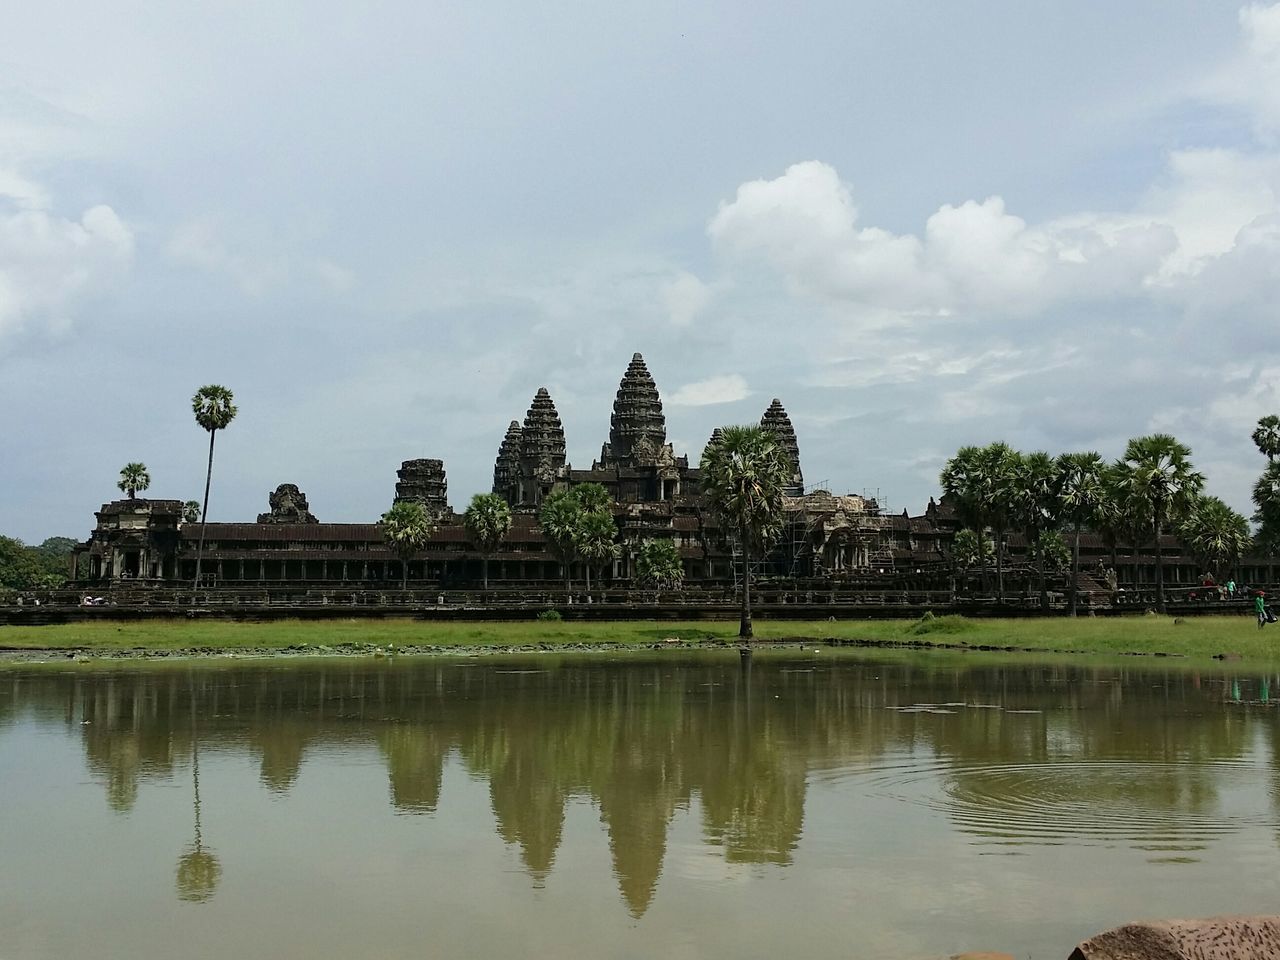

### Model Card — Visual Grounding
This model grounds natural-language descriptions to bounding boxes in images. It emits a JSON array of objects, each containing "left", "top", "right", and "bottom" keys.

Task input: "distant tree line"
[
  {"left": 938, "top": 421, "right": 1280, "bottom": 615},
  {"left": 0, "top": 536, "right": 78, "bottom": 591}
]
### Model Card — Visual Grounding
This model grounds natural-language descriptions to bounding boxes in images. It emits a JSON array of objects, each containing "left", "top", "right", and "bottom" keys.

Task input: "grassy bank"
[{"left": 0, "top": 613, "right": 1277, "bottom": 663}]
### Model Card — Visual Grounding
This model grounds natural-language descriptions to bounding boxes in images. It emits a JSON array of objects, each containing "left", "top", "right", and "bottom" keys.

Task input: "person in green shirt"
[{"left": 1257, "top": 591, "right": 1268, "bottom": 629}]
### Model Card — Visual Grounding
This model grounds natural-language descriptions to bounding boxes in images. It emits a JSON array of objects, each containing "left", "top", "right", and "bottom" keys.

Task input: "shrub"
[
  {"left": 536, "top": 609, "right": 563, "bottom": 622},
  {"left": 906, "top": 613, "right": 976, "bottom": 636}
]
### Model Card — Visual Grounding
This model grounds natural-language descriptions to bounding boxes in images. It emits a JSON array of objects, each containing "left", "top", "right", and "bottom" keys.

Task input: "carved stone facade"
[
  {"left": 68, "top": 349, "right": 1236, "bottom": 593},
  {"left": 760, "top": 399, "right": 804, "bottom": 496},
  {"left": 511, "top": 388, "right": 567, "bottom": 506},
  {"left": 492, "top": 421, "right": 521, "bottom": 499},
  {"left": 394, "top": 459, "right": 449, "bottom": 516},
  {"left": 257, "top": 484, "right": 318, "bottom": 524},
  {"left": 597, "top": 353, "right": 671, "bottom": 469}
]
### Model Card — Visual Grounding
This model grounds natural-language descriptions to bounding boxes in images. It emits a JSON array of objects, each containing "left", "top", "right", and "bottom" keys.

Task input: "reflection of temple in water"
[{"left": 5, "top": 660, "right": 1273, "bottom": 916}]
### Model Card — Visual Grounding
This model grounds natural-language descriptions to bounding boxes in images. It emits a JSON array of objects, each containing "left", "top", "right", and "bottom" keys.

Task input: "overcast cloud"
[{"left": 1, "top": 0, "right": 1277, "bottom": 540}]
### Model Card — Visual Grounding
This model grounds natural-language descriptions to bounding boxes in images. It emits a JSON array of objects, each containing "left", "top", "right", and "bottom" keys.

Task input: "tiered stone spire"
[
  {"left": 492, "top": 420, "right": 522, "bottom": 497},
  {"left": 607, "top": 353, "right": 666, "bottom": 462},
  {"left": 394, "top": 458, "right": 450, "bottom": 514},
  {"left": 760, "top": 399, "right": 804, "bottom": 495},
  {"left": 517, "top": 388, "right": 567, "bottom": 503},
  {"left": 700, "top": 427, "right": 724, "bottom": 467}
]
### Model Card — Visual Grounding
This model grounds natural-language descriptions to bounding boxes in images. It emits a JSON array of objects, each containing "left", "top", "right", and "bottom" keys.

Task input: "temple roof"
[
  {"left": 604, "top": 353, "right": 666, "bottom": 465},
  {"left": 520, "top": 387, "right": 566, "bottom": 469},
  {"left": 700, "top": 427, "right": 724, "bottom": 467},
  {"left": 760, "top": 398, "right": 804, "bottom": 495},
  {"left": 493, "top": 420, "right": 522, "bottom": 493}
]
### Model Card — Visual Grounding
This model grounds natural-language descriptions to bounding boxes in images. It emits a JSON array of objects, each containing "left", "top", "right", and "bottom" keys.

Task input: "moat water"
[{"left": 2, "top": 651, "right": 1279, "bottom": 959}]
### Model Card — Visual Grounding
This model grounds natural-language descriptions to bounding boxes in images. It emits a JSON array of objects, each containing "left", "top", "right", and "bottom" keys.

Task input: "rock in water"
[{"left": 1069, "top": 916, "right": 1280, "bottom": 959}]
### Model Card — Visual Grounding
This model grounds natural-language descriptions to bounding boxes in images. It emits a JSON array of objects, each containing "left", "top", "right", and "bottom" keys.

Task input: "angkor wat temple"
[{"left": 67, "top": 353, "right": 1267, "bottom": 605}]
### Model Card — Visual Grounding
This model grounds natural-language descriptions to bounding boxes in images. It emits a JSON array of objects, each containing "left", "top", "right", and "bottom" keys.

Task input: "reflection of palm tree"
[{"left": 177, "top": 708, "right": 221, "bottom": 902}]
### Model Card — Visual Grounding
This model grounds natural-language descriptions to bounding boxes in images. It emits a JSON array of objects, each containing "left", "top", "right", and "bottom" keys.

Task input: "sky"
[{"left": 2, "top": 0, "right": 1279, "bottom": 541}]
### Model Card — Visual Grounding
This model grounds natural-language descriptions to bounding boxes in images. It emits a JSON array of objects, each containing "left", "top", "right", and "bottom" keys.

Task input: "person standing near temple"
[{"left": 1257, "top": 590, "right": 1268, "bottom": 629}]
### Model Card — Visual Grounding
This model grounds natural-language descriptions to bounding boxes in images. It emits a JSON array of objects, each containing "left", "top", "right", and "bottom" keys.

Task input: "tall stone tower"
[
  {"left": 600, "top": 353, "right": 667, "bottom": 467},
  {"left": 517, "top": 387, "right": 567, "bottom": 505},
  {"left": 596, "top": 352, "right": 681, "bottom": 470},
  {"left": 394, "top": 458, "right": 450, "bottom": 515},
  {"left": 492, "top": 420, "right": 522, "bottom": 502},
  {"left": 760, "top": 399, "right": 804, "bottom": 496}
]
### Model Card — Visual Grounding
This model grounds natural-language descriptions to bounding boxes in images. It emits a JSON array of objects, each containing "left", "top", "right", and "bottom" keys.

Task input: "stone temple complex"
[{"left": 66, "top": 351, "right": 1248, "bottom": 602}]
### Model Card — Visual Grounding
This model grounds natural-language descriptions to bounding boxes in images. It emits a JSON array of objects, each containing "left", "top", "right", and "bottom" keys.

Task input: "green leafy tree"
[
  {"left": 1029, "top": 530, "right": 1070, "bottom": 573},
  {"left": 635, "top": 538, "right": 684, "bottom": 593},
  {"left": 1253, "top": 415, "right": 1280, "bottom": 464},
  {"left": 950, "top": 528, "right": 994, "bottom": 576},
  {"left": 0, "top": 536, "right": 45, "bottom": 590},
  {"left": 1179, "top": 496, "right": 1251, "bottom": 581},
  {"left": 1056, "top": 452, "right": 1108, "bottom": 616},
  {"left": 1253, "top": 462, "right": 1280, "bottom": 555},
  {"left": 940, "top": 447, "right": 991, "bottom": 589},
  {"left": 941, "top": 442, "right": 1020, "bottom": 601},
  {"left": 1009, "top": 450, "right": 1059, "bottom": 609},
  {"left": 576, "top": 508, "right": 618, "bottom": 593},
  {"left": 539, "top": 490, "right": 583, "bottom": 592},
  {"left": 183, "top": 501, "right": 201, "bottom": 523},
  {"left": 700, "top": 424, "right": 792, "bottom": 639},
  {"left": 117, "top": 462, "right": 151, "bottom": 499},
  {"left": 191, "top": 385, "right": 237, "bottom": 591},
  {"left": 463, "top": 493, "right": 513, "bottom": 589},
  {"left": 1110, "top": 434, "right": 1205, "bottom": 613},
  {"left": 0, "top": 536, "right": 73, "bottom": 590},
  {"left": 379, "top": 501, "right": 435, "bottom": 589}
]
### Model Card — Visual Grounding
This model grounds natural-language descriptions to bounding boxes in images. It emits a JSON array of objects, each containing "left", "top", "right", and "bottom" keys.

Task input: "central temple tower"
[{"left": 596, "top": 353, "right": 673, "bottom": 469}]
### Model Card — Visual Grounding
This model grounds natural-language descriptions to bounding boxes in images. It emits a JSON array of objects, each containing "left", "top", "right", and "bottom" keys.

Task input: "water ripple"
[{"left": 828, "top": 757, "right": 1268, "bottom": 853}]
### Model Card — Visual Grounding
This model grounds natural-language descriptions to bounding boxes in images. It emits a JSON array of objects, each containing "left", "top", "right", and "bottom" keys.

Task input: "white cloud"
[
  {"left": 168, "top": 218, "right": 286, "bottom": 296},
  {"left": 668, "top": 374, "right": 750, "bottom": 407},
  {"left": 168, "top": 217, "right": 356, "bottom": 298},
  {"left": 0, "top": 186, "right": 133, "bottom": 340},
  {"left": 1203, "top": 2, "right": 1280, "bottom": 134},
  {"left": 661, "top": 270, "right": 712, "bottom": 327},
  {"left": 709, "top": 160, "right": 1184, "bottom": 317}
]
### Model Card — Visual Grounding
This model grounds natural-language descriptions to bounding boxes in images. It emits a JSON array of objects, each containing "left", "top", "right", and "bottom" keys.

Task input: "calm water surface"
[{"left": 2, "top": 651, "right": 1279, "bottom": 959}]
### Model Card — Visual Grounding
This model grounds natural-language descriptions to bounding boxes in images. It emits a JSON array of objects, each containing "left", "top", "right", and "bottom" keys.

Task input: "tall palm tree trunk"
[
  {"left": 975, "top": 517, "right": 988, "bottom": 594},
  {"left": 401, "top": 559, "right": 408, "bottom": 590},
  {"left": 1153, "top": 512, "right": 1166, "bottom": 614},
  {"left": 995, "top": 525, "right": 1005, "bottom": 603},
  {"left": 482, "top": 555, "right": 489, "bottom": 590},
  {"left": 1035, "top": 531, "right": 1048, "bottom": 611},
  {"left": 193, "top": 430, "right": 216, "bottom": 599},
  {"left": 739, "top": 521, "right": 754, "bottom": 640},
  {"left": 585, "top": 563, "right": 591, "bottom": 593},
  {"left": 1069, "top": 525, "right": 1082, "bottom": 617}
]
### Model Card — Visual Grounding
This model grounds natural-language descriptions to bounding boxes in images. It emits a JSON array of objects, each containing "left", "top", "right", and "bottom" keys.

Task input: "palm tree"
[
  {"left": 1253, "top": 415, "right": 1280, "bottom": 463},
  {"left": 573, "top": 482, "right": 612, "bottom": 515},
  {"left": 700, "top": 424, "right": 792, "bottom": 639},
  {"left": 1179, "top": 496, "right": 1250, "bottom": 583},
  {"left": 576, "top": 509, "right": 618, "bottom": 593},
  {"left": 940, "top": 446, "right": 990, "bottom": 592},
  {"left": 183, "top": 500, "right": 201, "bottom": 523},
  {"left": 539, "top": 490, "right": 583, "bottom": 592},
  {"left": 117, "top": 462, "right": 151, "bottom": 499},
  {"left": 462, "top": 493, "right": 512, "bottom": 589},
  {"left": 636, "top": 538, "right": 684, "bottom": 597},
  {"left": 379, "top": 501, "right": 435, "bottom": 589},
  {"left": 1253, "top": 462, "right": 1280, "bottom": 557},
  {"left": 177, "top": 692, "right": 220, "bottom": 903},
  {"left": 1010, "top": 450, "right": 1058, "bottom": 610},
  {"left": 980, "top": 442, "right": 1022, "bottom": 604},
  {"left": 1111, "top": 434, "right": 1205, "bottom": 613},
  {"left": 191, "top": 385, "right": 237, "bottom": 593},
  {"left": 1056, "top": 452, "right": 1107, "bottom": 616}
]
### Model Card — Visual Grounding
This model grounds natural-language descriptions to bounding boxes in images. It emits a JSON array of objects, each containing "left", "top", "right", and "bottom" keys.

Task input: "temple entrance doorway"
[{"left": 122, "top": 551, "right": 141, "bottom": 578}]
